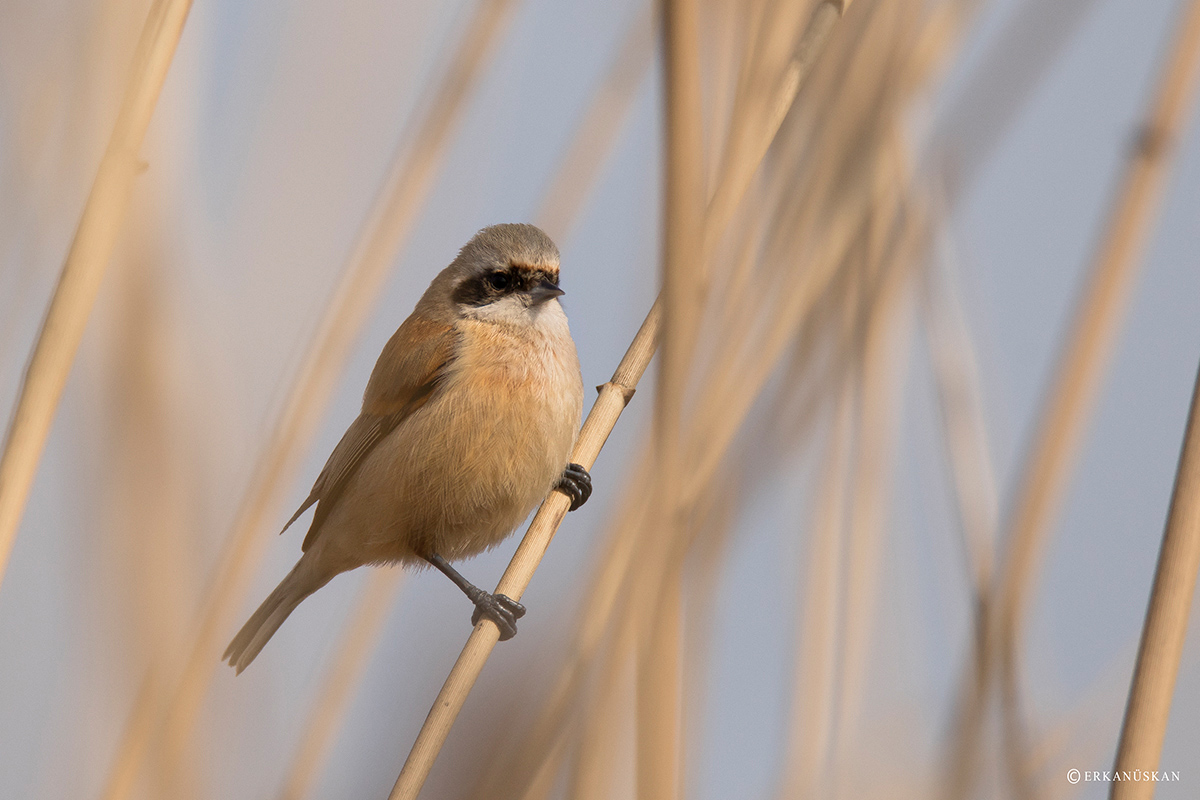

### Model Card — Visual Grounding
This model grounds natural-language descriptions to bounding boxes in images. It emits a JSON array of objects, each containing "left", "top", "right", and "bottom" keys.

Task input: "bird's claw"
[
  {"left": 557, "top": 463, "right": 592, "bottom": 511},
  {"left": 471, "top": 592, "right": 526, "bottom": 641}
]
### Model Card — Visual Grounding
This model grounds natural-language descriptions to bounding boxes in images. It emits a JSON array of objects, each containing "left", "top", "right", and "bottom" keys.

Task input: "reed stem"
[
  {"left": 0, "top": 0, "right": 193, "bottom": 591},
  {"left": 96, "top": 3, "right": 521, "bottom": 796},
  {"left": 992, "top": 0, "right": 1200, "bottom": 793},
  {"left": 1107, "top": 17, "right": 1200, "bottom": 793},
  {"left": 1109, "top": 354, "right": 1200, "bottom": 800},
  {"left": 385, "top": 2, "right": 856, "bottom": 794}
]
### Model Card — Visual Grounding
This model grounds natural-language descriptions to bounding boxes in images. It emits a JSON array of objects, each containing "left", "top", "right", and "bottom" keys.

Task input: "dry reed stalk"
[
  {"left": 385, "top": 2, "right": 861, "bottom": 795},
  {"left": 277, "top": 569, "right": 405, "bottom": 800},
  {"left": 517, "top": 738, "right": 569, "bottom": 800},
  {"left": 764, "top": 273, "right": 863, "bottom": 456},
  {"left": 605, "top": 107, "right": 919, "bottom": 800},
  {"left": 569, "top": 219, "right": 853, "bottom": 789},
  {"left": 637, "top": 497, "right": 742, "bottom": 800},
  {"left": 832, "top": 223, "right": 918, "bottom": 800},
  {"left": 1003, "top": 637, "right": 1145, "bottom": 800},
  {"left": 713, "top": 0, "right": 802, "bottom": 176},
  {"left": 465, "top": 461, "right": 656, "bottom": 800},
  {"left": 596, "top": 330, "right": 837, "bottom": 799},
  {"left": 662, "top": 189, "right": 884, "bottom": 800},
  {"left": 681, "top": 225, "right": 863, "bottom": 509},
  {"left": 655, "top": 0, "right": 707, "bottom": 436},
  {"left": 489, "top": 98, "right": 883, "bottom": 800},
  {"left": 0, "top": 0, "right": 192, "bottom": 591},
  {"left": 677, "top": 0, "right": 907, "bottom": 488},
  {"left": 102, "top": 672, "right": 169, "bottom": 800},
  {"left": 697, "top": 72, "right": 917, "bottom": 440},
  {"left": 706, "top": 0, "right": 854, "bottom": 246},
  {"left": 766, "top": 9, "right": 967, "bottom": 793},
  {"left": 628, "top": 252, "right": 854, "bottom": 798},
  {"left": 1110, "top": 358, "right": 1200, "bottom": 789},
  {"left": 387, "top": 302, "right": 658, "bottom": 800},
  {"left": 0, "top": 0, "right": 109, "bottom": 367},
  {"left": 554, "top": 478, "right": 737, "bottom": 800},
  {"left": 97, "top": 248, "right": 208, "bottom": 800},
  {"left": 924, "top": 236, "right": 1003, "bottom": 800},
  {"left": 683, "top": 212, "right": 888, "bottom": 519},
  {"left": 667, "top": 288, "right": 852, "bottom": 798},
  {"left": 667, "top": 106, "right": 926, "bottom": 671},
  {"left": 637, "top": 0, "right": 705, "bottom": 796},
  {"left": 484, "top": 9, "right": 936, "bottom": 800},
  {"left": 924, "top": 1, "right": 1109, "bottom": 790},
  {"left": 993, "top": 0, "right": 1200, "bottom": 792},
  {"left": 700, "top": 0, "right": 759, "bottom": 186},
  {"left": 273, "top": 11, "right": 659, "bottom": 792},
  {"left": 568, "top": 619, "right": 638, "bottom": 800},
  {"left": 635, "top": 568, "right": 685, "bottom": 800},
  {"left": 100, "top": 263, "right": 184, "bottom": 662},
  {"left": 1019, "top": 642, "right": 1137, "bottom": 800},
  {"left": 778, "top": 386, "right": 854, "bottom": 800},
  {"left": 923, "top": 236, "right": 999, "bottom": 599},
  {"left": 678, "top": 485, "right": 742, "bottom": 800},
  {"left": 95, "top": 3, "right": 521, "bottom": 796},
  {"left": 916, "top": 206, "right": 1004, "bottom": 800},
  {"left": 673, "top": 211, "right": 918, "bottom": 800},
  {"left": 0, "top": 0, "right": 149, "bottom": 348},
  {"left": 476, "top": 3, "right": 969, "bottom": 796}
]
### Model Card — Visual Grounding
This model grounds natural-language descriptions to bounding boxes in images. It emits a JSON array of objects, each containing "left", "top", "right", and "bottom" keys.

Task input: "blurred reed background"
[{"left": 1, "top": 0, "right": 1199, "bottom": 799}]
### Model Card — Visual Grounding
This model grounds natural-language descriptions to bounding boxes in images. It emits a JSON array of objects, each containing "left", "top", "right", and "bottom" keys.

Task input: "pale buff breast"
[{"left": 325, "top": 302, "right": 583, "bottom": 566}]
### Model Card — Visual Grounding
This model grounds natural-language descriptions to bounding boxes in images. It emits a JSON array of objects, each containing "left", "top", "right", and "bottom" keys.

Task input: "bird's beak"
[{"left": 528, "top": 280, "right": 565, "bottom": 305}]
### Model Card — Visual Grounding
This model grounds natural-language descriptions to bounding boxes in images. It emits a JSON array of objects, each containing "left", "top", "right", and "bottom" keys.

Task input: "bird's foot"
[
  {"left": 557, "top": 462, "right": 592, "bottom": 511},
  {"left": 469, "top": 590, "right": 526, "bottom": 641}
]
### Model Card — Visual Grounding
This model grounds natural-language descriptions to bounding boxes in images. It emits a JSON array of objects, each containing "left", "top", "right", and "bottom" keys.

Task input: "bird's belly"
[{"left": 333, "top": 350, "right": 581, "bottom": 564}]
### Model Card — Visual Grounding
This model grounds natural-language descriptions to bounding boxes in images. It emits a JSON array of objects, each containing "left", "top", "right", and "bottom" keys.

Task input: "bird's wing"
[{"left": 280, "top": 316, "right": 457, "bottom": 553}]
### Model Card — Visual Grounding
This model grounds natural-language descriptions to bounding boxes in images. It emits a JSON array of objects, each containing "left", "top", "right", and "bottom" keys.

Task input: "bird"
[{"left": 223, "top": 223, "right": 592, "bottom": 674}]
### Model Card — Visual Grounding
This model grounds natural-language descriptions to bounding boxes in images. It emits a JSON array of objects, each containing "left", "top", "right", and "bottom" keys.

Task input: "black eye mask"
[{"left": 453, "top": 266, "right": 559, "bottom": 307}]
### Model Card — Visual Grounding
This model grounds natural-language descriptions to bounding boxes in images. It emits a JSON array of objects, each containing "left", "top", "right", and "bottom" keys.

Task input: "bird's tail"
[{"left": 223, "top": 558, "right": 329, "bottom": 674}]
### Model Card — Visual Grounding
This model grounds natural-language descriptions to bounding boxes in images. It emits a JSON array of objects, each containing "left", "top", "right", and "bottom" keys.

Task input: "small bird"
[{"left": 224, "top": 224, "right": 591, "bottom": 673}]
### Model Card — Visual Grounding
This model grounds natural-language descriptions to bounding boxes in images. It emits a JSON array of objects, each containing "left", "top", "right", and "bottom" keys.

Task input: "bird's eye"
[{"left": 486, "top": 272, "right": 511, "bottom": 292}]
